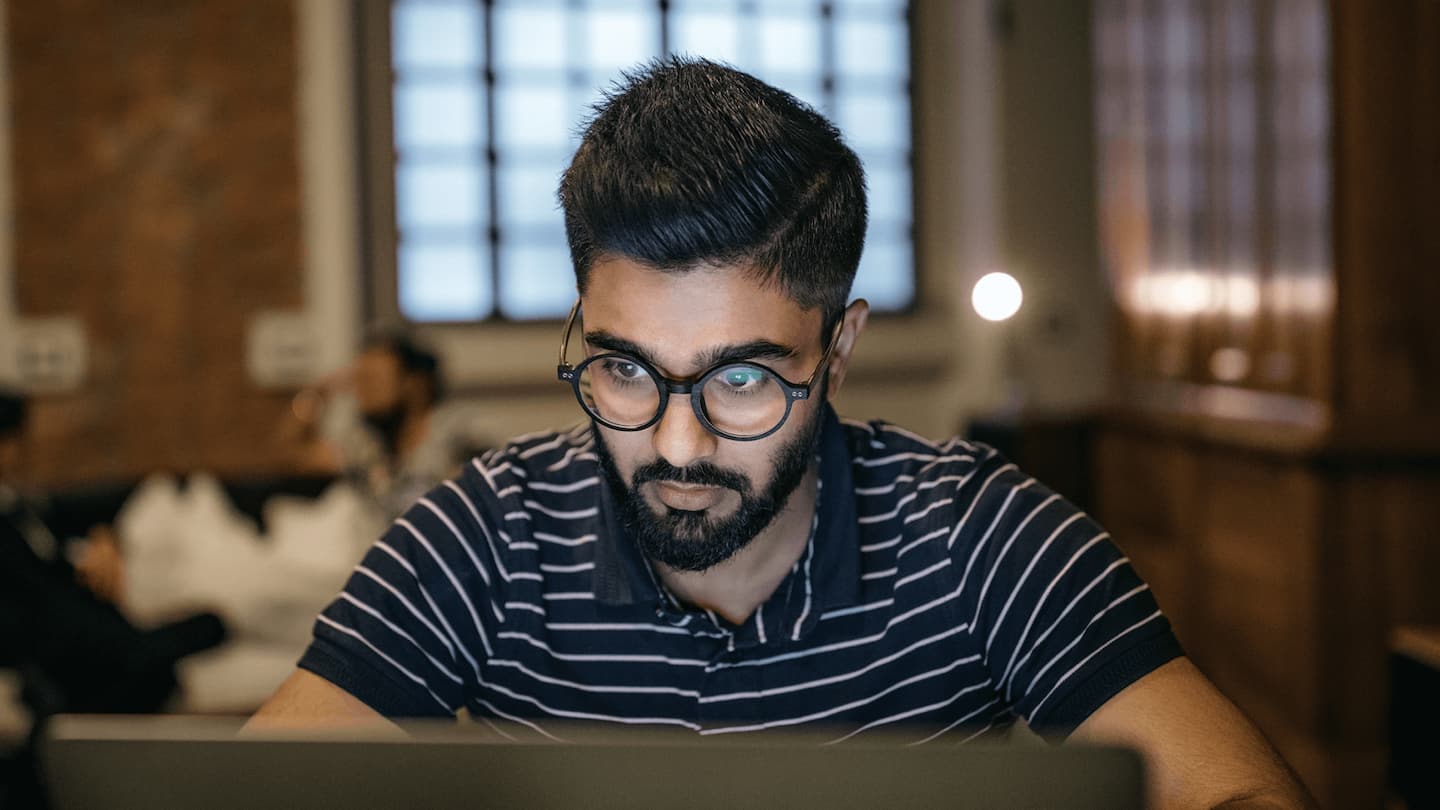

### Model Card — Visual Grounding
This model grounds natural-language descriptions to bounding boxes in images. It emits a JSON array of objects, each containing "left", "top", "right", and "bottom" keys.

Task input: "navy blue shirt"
[{"left": 300, "top": 408, "right": 1181, "bottom": 741}]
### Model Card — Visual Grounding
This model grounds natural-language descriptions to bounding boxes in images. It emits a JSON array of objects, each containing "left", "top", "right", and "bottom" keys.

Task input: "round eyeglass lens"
[
  {"left": 578, "top": 356, "right": 661, "bottom": 428},
  {"left": 700, "top": 364, "right": 789, "bottom": 437}
]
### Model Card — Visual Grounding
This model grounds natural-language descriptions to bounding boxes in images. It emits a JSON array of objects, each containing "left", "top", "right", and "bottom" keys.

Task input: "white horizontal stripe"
[
  {"left": 504, "top": 601, "right": 546, "bottom": 616},
  {"left": 477, "top": 676, "right": 700, "bottom": 731},
  {"left": 533, "top": 532, "right": 597, "bottom": 547},
  {"left": 701, "top": 655, "right": 976, "bottom": 735},
  {"left": 540, "top": 561, "right": 596, "bottom": 574},
  {"left": 895, "top": 558, "right": 950, "bottom": 590},
  {"left": 490, "top": 658, "right": 700, "bottom": 698},
  {"left": 441, "top": 481, "right": 512, "bottom": 582},
  {"left": 517, "top": 433, "right": 568, "bottom": 459},
  {"left": 860, "top": 535, "right": 901, "bottom": 553},
  {"left": 853, "top": 451, "right": 945, "bottom": 468},
  {"left": 1003, "top": 557, "right": 1130, "bottom": 698},
  {"left": 508, "top": 541, "right": 540, "bottom": 552},
  {"left": 509, "top": 572, "right": 543, "bottom": 582},
  {"left": 861, "top": 567, "right": 898, "bottom": 581},
  {"left": 702, "top": 626, "right": 975, "bottom": 704},
  {"left": 338, "top": 593, "right": 462, "bottom": 685},
  {"left": 835, "top": 685, "right": 992, "bottom": 746},
  {"left": 503, "top": 511, "right": 533, "bottom": 522},
  {"left": 495, "top": 485, "right": 523, "bottom": 498},
  {"left": 1028, "top": 610, "right": 1164, "bottom": 720},
  {"left": 496, "top": 631, "right": 707, "bottom": 667},
  {"left": 983, "top": 512, "right": 1087, "bottom": 654},
  {"left": 1023, "top": 585, "right": 1151, "bottom": 698},
  {"left": 397, "top": 518, "right": 496, "bottom": 659},
  {"left": 527, "top": 476, "right": 601, "bottom": 494},
  {"left": 896, "top": 528, "right": 948, "bottom": 558},
  {"left": 968, "top": 494, "right": 1061, "bottom": 627},
  {"left": 541, "top": 591, "right": 594, "bottom": 601},
  {"left": 946, "top": 464, "right": 1021, "bottom": 552},
  {"left": 545, "top": 622, "right": 692, "bottom": 636},
  {"left": 904, "top": 696, "right": 1001, "bottom": 746},
  {"left": 820, "top": 599, "right": 894, "bottom": 621},
  {"left": 523, "top": 499, "right": 600, "bottom": 520},
  {"left": 997, "top": 533, "right": 1110, "bottom": 688},
  {"left": 710, "top": 589, "right": 971, "bottom": 671},
  {"left": 902, "top": 497, "right": 953, "bottom": 525},
  {"left": 316, "top": 615, "right": 452, "bottom": 712},
  {"left": 472, "top": 698, "right": 558, "bottom": 741},
  {"left": 545, "top": 447, "right": 596, "bottom": 473},
  {"left": 352, "top": 565, "right": 456, "bottom": 658}
]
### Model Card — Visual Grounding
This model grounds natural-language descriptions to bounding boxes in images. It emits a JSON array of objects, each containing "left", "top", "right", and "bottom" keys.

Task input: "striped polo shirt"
[{"left": 299, "top": 407, "right": 1181, "bottom": 741}]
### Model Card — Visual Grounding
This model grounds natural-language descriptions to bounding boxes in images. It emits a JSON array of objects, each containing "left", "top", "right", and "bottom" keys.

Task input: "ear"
[{"left": 825, "top": 299, "right": 870, "bottom": 399}]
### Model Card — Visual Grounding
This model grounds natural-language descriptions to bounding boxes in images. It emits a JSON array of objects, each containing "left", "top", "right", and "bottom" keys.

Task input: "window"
[{"left": 368, "top": 0, "right": 914, "bottom": 324}]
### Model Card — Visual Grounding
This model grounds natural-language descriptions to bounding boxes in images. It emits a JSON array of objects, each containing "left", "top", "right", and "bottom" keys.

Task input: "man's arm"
[
  {"left": 1070, "top": 656, "right": 1315, "bottom": 809},
  {"left": 244, "top": 669, "right": 397, "bottom": 732}
]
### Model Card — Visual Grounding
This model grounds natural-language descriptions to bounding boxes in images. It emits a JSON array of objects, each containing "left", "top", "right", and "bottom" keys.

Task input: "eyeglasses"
[{"left": 555, "top": 301, "right": 841, "bottom": 441}]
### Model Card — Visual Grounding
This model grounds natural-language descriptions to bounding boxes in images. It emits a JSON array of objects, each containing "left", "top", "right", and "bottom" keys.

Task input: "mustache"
[{"left": 631, "top": 458, "right": 751, "bottom": 494}]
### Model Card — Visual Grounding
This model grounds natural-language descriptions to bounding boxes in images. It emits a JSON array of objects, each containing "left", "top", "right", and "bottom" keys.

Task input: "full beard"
[{"left": 592, "top": 404, "right": 826, "bottom": 573}]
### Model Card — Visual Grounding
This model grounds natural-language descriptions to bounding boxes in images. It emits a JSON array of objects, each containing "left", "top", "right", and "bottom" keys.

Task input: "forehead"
[{"left": 580, "top": 256, "right": 821, "bottom": 370}]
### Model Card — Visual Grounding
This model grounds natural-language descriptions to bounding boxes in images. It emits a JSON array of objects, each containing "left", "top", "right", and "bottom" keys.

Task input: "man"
[
  {"left": 255, "top": 59, "right": 1311, "bottom": 808},
  {"left": 292, "top": 330, "right": 466, "bottom": 520}
]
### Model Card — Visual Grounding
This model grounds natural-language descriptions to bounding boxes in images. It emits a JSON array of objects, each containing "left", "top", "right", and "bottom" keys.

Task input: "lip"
[{"left": 653, "top": 482, "right": 725, "bottom": 511}]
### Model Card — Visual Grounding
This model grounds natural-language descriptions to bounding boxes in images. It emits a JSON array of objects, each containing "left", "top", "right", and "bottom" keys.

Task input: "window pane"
[
  {"left": 397, "top": 161, "right": 487, "bottom": 229},
  {"left": 399, "top": 241, "right": 492, "bottom": 321},
  {"left": 835, "top": 90, "right": 910, "bottom": 150},
  {"left": 865, "top": 162, "right": 911, "bottom": 224},
  {"left": 393, "top": 1, "right": 482, "bottom": 70},
  {"left": 836, "top": 12, "right": 908, "bottom": 78},
  {"left": 498, "top": 244, "right": 575, "bottom": 319},
  {"left": 497, "top": 162, "right": 565, "bottom": 227},
  {"left": 852, "top": 234, "right": 913, "bottom": 311},
  {"left": 758, "top": 13, "right": 821, "bottom": 74},
  {"left": 671, "top": 9, "right": 741, "bottom": 64},
  {"left": 495, "top": 81, "right": 570, "bottom": 150},
  {"left": 394, "top": 81, "right": 484, "bottom": 149},
  {"left": 494, "top": 4, "right": 566, "bottom": 71},
  {"left": 584, "top": 6, "right": 658, "bottom": 72}
]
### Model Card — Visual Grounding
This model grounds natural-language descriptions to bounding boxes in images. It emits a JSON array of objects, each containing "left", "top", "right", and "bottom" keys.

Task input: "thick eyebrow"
[{"left": 584, "top": 330, "right": 798, "bottom": 378}]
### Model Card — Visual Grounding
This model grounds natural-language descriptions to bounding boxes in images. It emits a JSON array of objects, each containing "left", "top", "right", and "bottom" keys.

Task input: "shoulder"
[{"left": 840, "top": 417, "right": 1000, "bottom": 496}]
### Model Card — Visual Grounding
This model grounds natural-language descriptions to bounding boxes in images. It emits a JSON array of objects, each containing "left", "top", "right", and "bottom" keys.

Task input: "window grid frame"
[{"left": 369, "top": 0, "right": 917, "bottom": 326}]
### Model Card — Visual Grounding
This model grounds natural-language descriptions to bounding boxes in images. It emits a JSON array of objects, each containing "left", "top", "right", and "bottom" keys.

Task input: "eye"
[
  {"left": 600, "top": 358, "right": 647, "bottom": 381},
  {"left": 719, "top": 366, "right": 766, "bottom": 390}
]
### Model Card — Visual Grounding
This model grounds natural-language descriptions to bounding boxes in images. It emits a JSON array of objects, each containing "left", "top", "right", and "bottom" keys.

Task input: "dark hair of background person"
[
  {"left": 0, "top": 388, "right": 27, "bottom": 442},
  {"left": 362, "top": 330, "right": 444, "bottom": 405},
  {"left": 558, "top": 56, "right": 869, "bottom": 335}
]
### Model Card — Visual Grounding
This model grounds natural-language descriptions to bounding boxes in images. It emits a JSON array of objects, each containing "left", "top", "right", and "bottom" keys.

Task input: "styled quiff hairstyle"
[{"left": 559, "top": 57, "right": 868, "bottom": 331}]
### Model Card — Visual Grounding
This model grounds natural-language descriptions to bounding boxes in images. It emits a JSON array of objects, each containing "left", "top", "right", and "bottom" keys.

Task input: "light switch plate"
[
  {"left": 13, "top": 316, "right": 87, "bottom": 392},
  {"left": 246, "top": 310, "right": 315, "bottom": 389}
]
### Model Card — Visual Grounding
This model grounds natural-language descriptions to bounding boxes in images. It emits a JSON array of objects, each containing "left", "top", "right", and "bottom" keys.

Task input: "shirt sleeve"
[
  {"left": 952, "top": 451, "right": 1183, "bottom": 732},
  {"left": 297, "top": 470, "right": 510, "bottom": 718}
]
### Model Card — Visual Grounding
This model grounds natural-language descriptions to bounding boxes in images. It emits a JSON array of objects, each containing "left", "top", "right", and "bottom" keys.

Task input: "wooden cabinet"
[{"left": 1091, "top": 1, "right": 1440, "bottom": 806}]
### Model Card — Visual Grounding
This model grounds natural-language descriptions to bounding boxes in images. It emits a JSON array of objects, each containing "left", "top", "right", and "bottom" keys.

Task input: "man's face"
[
  {"left": 581, "top": 257, "right": 834, "bottom": 572},
  {"left": 354, "top": 347, "right": 403, "bottom": 419}
]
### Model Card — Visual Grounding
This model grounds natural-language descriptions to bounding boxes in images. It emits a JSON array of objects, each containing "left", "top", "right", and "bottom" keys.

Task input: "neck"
[
  {"left": 655, "top": 463, "right": 820, "bottom": 626},
  {"left": 394, "top": 408, "right": 431, "bottom": 463}
]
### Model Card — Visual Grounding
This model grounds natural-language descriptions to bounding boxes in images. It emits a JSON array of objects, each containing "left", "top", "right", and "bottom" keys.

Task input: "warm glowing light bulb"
[{"left": 972, "top": 272, "right": 1023, "bottom": 322}]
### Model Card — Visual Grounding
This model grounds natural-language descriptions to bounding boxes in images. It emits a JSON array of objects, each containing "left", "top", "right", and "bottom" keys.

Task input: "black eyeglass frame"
[{"left": 555, "top": 301, "right": 842, "bottom": 442}]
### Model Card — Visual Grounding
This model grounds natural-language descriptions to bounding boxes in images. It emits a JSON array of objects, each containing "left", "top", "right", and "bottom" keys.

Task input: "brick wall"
[{"left": 7, "top": 0, "right": 306, "bottom": 486}]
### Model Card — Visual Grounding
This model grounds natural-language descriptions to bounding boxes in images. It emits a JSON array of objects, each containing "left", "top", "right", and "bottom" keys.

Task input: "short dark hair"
[
  {"left": 363, "top": 330, "right": 444, "bottom": 404},
  {"left": 559, "top": 57, "right": 868, "bottom": 330},
  {"left": 0, "top": 387, "right": 27, "bottom": 441}
]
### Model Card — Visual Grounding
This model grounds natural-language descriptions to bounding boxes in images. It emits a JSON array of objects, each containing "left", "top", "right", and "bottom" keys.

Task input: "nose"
[{"left": 651, "top": 392, "right": 718, "bottom": 469}]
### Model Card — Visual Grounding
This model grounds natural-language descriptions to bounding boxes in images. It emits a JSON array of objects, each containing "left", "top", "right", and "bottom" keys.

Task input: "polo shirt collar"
[{"left": 592, "top": 405, "right": 862, "bottom": 628}]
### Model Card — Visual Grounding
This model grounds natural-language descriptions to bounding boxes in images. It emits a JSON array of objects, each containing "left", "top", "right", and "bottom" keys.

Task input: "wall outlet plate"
[
  {"left": 246, "top": 310, "right": 315, "bottom": 389},
  {"left": 13, "top": 316, "right": 88, "bottom": 392}
]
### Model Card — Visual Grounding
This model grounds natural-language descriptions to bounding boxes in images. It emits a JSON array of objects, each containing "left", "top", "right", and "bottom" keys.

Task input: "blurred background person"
[{"left": 289, "top": 330, "right": 478, "bottom": 522}]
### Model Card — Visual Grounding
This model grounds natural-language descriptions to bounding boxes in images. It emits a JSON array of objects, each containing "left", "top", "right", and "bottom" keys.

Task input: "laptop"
[{"left": 42, "top": 714, "right": 1145, "bottom": 809}]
